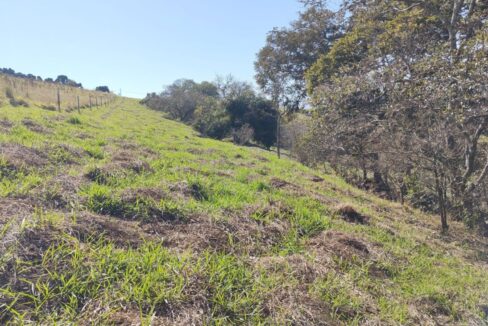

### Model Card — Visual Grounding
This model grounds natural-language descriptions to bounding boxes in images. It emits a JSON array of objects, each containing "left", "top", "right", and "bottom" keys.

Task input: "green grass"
[{"left": 0, "top": 98, "right": 487, "bottom": 325}]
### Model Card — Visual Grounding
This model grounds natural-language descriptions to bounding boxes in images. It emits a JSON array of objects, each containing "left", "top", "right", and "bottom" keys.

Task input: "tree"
[
  {"left": 214, "top": 75, "right": 254, "bottom": 101},
  {"left": 255, "top": 2, "right": 342, "bottom": 109},
  {"left": 55, "top": 75, "right": 69, "bottom": 84},
  {"left": 142, "top": 79, "right": 208, "bottom": 122},
  {"left": 96, "top": 86, "right": 110, "bottom": 93},
  {"left": 226, "top": 94, "right": 278, "bottom": 149},
  {"left": 193, "top": 97, "right": 231, "bottom": 139},
  {"left": 255, "top": 1, "right": 343, "bottom": 158}
]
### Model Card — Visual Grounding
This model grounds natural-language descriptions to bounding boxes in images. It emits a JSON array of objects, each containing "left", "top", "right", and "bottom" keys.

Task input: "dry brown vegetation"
[{"left": 0, "top": 73, "right": 113, "bottom": 110}]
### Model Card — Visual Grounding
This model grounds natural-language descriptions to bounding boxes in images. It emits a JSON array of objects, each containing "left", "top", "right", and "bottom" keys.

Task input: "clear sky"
[{"left": 3, "top": 0, "right": 340, "bottom": 98}]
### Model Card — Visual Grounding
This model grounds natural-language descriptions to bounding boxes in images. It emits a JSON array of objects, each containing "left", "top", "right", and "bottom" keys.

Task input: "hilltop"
[
  {"left": 0, "top": 97, "right": 487, "bottom": 325},
  {"left": 0, "top": 73, "right": 113, "bottom": 111}
]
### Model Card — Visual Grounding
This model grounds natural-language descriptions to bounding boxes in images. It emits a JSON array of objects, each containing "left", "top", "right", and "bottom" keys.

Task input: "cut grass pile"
[{"left": 0, "top": 98, "right": 487, "bottom": 325}]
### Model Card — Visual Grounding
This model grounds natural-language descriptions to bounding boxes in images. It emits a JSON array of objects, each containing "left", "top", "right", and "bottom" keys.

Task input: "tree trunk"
[
  {"left": 276, "top": 113, "right": 281, "bottom": 159},
  {"left": 434, "top": 164, "right": 449, "bottom": 232}
]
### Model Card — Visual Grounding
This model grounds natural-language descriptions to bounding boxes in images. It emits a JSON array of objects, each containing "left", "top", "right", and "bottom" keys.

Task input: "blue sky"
[{"left": 3, "top": 0, "right": 340, "bottom": 98}]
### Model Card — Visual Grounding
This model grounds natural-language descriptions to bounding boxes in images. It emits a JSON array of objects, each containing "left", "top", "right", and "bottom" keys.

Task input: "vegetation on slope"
[{"left": 0, "top": 99, "right": 487, "bottom": 325}]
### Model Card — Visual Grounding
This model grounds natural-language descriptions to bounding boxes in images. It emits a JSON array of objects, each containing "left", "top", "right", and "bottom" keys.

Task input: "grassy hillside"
[{"left": 0, "top": 98, "right": 487, "bottom": 325}]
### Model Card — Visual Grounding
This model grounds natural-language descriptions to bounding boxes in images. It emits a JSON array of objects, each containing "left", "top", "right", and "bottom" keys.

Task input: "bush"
[
  {"left": 226, "top": 95, "right": 277, "bottom": 149},
  {"left": 232, "top": 124, "right": 254, "bottom": 145},
  {"left": 67, "top": 117, "right": 82, "bottom": 125},
  {"left": 9, "top": 98, "right": 29, "bottom": 107},
  {"left": 41, "top": 105, "right": 57, "bottom": 111},
  {"left": 193, "top": 101, "right": 231, "bottom": 139}
]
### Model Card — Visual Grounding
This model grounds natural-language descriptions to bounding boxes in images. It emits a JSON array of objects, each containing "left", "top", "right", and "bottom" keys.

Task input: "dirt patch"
[
  {"left": 169, "top": 181, "right": 207, "bottom": 201},
  {"left": 406, "top": 295, "right": 458, "bottom": 325},
  {"left": 308, "top": 231, "right": 370, "bottom": 260},
  {"left": 0, "top": 198, "right": 33, "bottom": 219},
  {"left": 108, "top": 149, "right": 155, "bottom": 174},
  {"left": 119, "top": 160, "right": 153, "bottom": 174},
  {"left": 121, "top": 187, "right": 167, "bottom": 203},
  {"left": 269, "top": 178, "right": 294, "bottom": 189},
  {"left": 187, "top": 148, "right": 216, "bottom": 155},
  {"left": 256, "top": 156, "right": 270, "bottom": 162},
  {"left": 0, "top": 143, "right": 48, "bottom": 171},
  {"left": 244, "top": 200, "right": 295, "bottom": 222},
  {"left": 0, "top": 224, "right": 74, "bottom": 324},
  {"left": 86, "top": 190, "right": 183, "bottom": 223},
  {"left": 22, "top": 118, "right": 49, "bottom": 134},
  {"left": 231, "top": 217, "right": 290, "bottom": 255},
  {"left": 255, "top": 254, "right": 329, "bottom": 284},
  {"left": 178, "top": 166, "right": 212, "bottom": 177},
  {"left": 111, "top": 141, "right": 158, "bottom": 159},
  {"left": 335, "top": 204, "right": 369, "bottom": 225},
  {"left": 142, "top": 219, "right": 233, "bottom": 253},
  {"left": 0, "top": 118, "right": 13, "bottom": 133},
  {"left": 310, "top": 175, "right": 324, "bottom": 182},
  {"left": 16, "top": 226, "right": 61, "bottom": 263},
  {"left": 0, "top": 199, "right": 34, "bottom": 256},
  {"left": 46, "top": 144, "right": 87, "bottom": 165},
  {"left": 262, "top": 284, "right": 336, "bottom": 325},
  {"left": 70, "top": 212, "right": 148, "bottom": 248},
  {"left": 98, "top": 302, "right": 207, "bottom": 326},
  {"left": 75, "top": 132, "right": 91, "bottom": 139},
  {"left": 141, "top": 215, "right": 289, "bottom": 255},
  {"left": 85, "top": 160, "right": 152, "bottom": 184},
  {"left": 37, "top": 174, "right": 85, "bottom": 209}
]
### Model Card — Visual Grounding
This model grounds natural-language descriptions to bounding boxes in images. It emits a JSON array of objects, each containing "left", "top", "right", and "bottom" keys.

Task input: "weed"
[{"left": 67, "top": 116, "right": 82, "bottom": 125}]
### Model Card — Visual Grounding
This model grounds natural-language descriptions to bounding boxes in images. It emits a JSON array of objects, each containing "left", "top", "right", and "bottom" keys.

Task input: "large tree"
[{"left": 255, "top": 1, "right": 342, "bottom": 110}]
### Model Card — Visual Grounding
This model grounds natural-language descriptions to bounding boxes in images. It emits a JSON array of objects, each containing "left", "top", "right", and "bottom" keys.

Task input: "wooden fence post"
[
  {"left": 77, "top": 96, "right": 80, "bottom": 114},
  {"left": 57, "top": 89, "right": 61, "bottom": 112}
]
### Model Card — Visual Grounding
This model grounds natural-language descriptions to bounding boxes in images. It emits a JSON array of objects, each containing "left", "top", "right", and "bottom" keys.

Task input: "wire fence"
[{"left": 0, "top": 74, "right": 117, "bottom": 112}]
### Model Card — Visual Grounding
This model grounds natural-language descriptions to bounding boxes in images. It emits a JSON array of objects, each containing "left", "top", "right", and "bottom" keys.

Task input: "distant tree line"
[
  {"left": 141, "top": 76, "right": 278, "bottom": 149},
  {"left": 0, "top": 68, "right": 84, "bottom": 88},
  {"left": 256, "top": 0, "right": 488, "bottom": 233},
  {"left": 1, "top": 68, "right": 112, "bottom": 95}
]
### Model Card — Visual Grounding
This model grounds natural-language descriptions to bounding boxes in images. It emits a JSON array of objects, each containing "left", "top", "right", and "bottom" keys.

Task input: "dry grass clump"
[
  {"left": 22, "top": 118, "right": 49, "bottom": 134},
  {"left": 0, "top": 143, "right": 48, "bottom": 171},
  {"left": 0, "top": 118, "right": 13, "bottom": 133},
  {"left": 335, "top": 203, "right": 369, "bottom": 224},
  {"left": 308, "top": 230, "right": 370, "bottom": 261}
]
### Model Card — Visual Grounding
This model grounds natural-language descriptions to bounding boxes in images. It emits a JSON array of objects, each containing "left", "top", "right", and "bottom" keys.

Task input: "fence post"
[
  {"left": 77, "top": 96, "right": 80, "bottom": 114},
  {"left": 89, "top": 96, "right": 92, "bottom": 108},
  {"left": 57, "top": 89, "right": 61, "bottom": 112},
  {"left": 96, "top": 97, "right": 98, "bottom": 108}
]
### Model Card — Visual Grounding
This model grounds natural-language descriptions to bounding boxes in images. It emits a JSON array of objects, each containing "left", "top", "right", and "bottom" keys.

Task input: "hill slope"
[{"left": 0, "top": 98, "right": 487, "bottom": 325}]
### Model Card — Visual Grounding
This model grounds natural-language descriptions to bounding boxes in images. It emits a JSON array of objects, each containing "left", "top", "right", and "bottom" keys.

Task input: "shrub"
[
  {"left": 9, "top": 98, "right": 29, "bottom": 107},
  {"left": 193, "top": 103, "right": 231, "bottom": 139},
  {"left": 41, "top": 105, "right": 57, "bottom": 111},
  {"left": 232, "top": 124, "right": 254, "bottom": 145},
  {"left": 67, "top": 117, "right": 82, "bottom": 125},
  {"left": 335, "top": 204, "right": 369, "bottom": 224},
  {"left": 5, "top": 87, "right": 14, "bottom": 99}
]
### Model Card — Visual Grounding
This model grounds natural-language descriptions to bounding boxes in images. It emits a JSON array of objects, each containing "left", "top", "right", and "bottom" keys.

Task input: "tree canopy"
[{"left": 256, "top": 0, "right": 488, "bottom": 232}]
